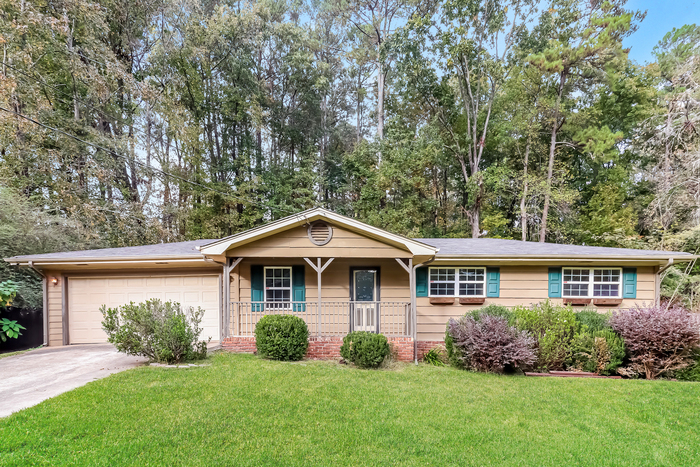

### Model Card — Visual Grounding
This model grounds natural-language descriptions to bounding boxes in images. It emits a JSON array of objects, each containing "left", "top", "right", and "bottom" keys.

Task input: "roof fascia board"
[
  {"left": 7, "top": 256, "right": 207, "bottom": 266},
  {"left": 200, "top": 208, "right": 437, "bottom": 256},
  {"left": 432, "top": 255, "right": 695, "bottom": 262},
  {"left": 198, "top": 211, "right": 314, "bottom": 253}
]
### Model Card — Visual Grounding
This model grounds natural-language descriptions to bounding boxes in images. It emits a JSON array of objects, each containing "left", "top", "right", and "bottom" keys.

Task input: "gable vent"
[{"left": 308, "top": 221, "right": 333, "bottom": 246}]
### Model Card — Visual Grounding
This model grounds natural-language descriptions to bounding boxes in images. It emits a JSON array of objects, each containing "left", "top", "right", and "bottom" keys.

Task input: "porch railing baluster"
[{"left": 228, "top": 301, "right": 410, "bottom": 339}]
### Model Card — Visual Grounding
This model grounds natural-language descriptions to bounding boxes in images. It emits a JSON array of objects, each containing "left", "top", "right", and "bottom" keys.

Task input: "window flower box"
[
  {"left": 593, "top": 298, "right": 623, "bottom": 306},
  {"left": 429, "top": 297, "right": 455, "bottom": 305},
  {"left": 459, "top": 297, "right": 486, "bottom": 305},
  {"left": 563, "top": 298, "right": 591, "bottom": 306}
]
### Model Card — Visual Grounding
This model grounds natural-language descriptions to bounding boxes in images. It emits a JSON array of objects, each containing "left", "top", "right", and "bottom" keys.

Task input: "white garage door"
[{"left": 68, "top": 275, "right": 220, "bottom": 344}]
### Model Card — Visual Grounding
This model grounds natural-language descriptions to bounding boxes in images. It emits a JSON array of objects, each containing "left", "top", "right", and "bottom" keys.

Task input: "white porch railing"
[{"left": 226, "top": 301, "right": 411, "bottom": 338}]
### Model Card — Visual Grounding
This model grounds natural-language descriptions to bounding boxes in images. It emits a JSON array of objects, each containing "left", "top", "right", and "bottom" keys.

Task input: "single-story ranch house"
[{"left": 5, "top": 208, "right": 695, "bottom": 362}]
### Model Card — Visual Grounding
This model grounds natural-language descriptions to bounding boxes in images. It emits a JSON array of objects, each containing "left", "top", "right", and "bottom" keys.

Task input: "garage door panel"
[
  {"left": 69, "top": 275, "right": 220, "bottom": 344},
  {"left": 142, "top": 278, "right": 156, "bottom": 287},
  {"left": 183, "top": 277, "right": 201, "bottom": 286},
  {"left": 202, "top": 277, "right": 218, "bottom": 286},
  {"left": 164, "top": 277, "right": 182, "bottom": 287},
  {"left": 183, "top": 292, "right": 199, "bottom": 302},
  {"left": 164, "top": 292, "right": 181, "bottom": 302}
]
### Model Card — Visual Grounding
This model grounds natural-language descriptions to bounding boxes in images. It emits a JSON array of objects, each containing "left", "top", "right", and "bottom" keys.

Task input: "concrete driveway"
[{"left": 0, "top": 345, "right": 146, "bottom": 418}]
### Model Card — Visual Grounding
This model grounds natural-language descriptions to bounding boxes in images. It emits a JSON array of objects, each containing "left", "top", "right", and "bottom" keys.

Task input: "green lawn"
[{"left": 1, "top": 353, "right": 699, "bottom": 466}]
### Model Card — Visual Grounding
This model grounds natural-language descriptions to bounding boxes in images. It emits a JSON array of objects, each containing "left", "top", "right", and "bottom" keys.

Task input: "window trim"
[
  {"left": 562, "top": 267, "right": 623, "bottom": 299},
  {"left": 428, "top": 267, "right": 486, "bottom": 298},
  {"left": 264, "top": 266, "right": 293, "bottom": 309}
]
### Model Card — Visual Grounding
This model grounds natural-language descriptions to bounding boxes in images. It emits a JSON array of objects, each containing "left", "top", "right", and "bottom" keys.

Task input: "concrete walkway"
[{"left": 0, "top": 344, "right": 146, "bottom": 418}]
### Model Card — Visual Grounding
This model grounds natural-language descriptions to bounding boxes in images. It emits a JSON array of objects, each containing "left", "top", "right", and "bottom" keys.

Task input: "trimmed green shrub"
[
  {"left": 340, "top": 331, "right": 390, "bottom": 368},
  {"left": 512, "top": 300, "right": 577, "bottom": 371},
  {"left": 101, "top": 299, "right": 208, "bottom": 364},
  {"left": 575, "top": 310, "right": 611, "bottom": 333},
  {"left": 444, "top": 327, "right": 464, "bottom": 369},
  {"left": 255, "top": 315, "right": 309, "bottom": 361},
  {"left": 466, "top": 304, "right": 515, "bottom": 325},
  {"left": 676, "top": 349, "right": 700, "bottom": 381},
  {"left": 567, "top": 329, "right": 625, "bottom": 375}
]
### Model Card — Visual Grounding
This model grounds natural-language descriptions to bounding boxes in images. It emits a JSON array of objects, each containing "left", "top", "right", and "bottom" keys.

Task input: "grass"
[
  {"left": 1, "top": 353, "right": 700, "bottom": 466},
  {"left": 0, "top": 346, "right": 40, "bottom": 360}
]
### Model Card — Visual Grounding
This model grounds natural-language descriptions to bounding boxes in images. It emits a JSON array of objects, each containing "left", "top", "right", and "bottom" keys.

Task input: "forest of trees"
[{"left": 0, "top": 0, "right": 699, "bottom": 309}]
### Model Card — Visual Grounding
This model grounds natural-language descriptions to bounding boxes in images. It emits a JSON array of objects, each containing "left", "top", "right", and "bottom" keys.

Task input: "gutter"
[
  {"left": 432, "top": 255, "right": 694, "bottom": 262},
  {"left": 658, "top": 258, "right": 675, "bottom": 274},
  {"left": 28, "top": 261, "right": 48, "bottom": 347},
  {"left": 5, "top": 257, "right": 210, "bottom": 267}
]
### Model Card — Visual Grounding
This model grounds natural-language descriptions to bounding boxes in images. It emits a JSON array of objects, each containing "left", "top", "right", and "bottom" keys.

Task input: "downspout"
[
  {"left": 28, "top": 261, "right": 48, "bottom": 347},
  {"left": 411, "top": 257, "right": 435, "bottom": 365},
  {"left": 659, "top": 257, "right": 674, "bottom": 274},
  {"left": 656, "top": 258, "right": 675, "bottom": 307}
]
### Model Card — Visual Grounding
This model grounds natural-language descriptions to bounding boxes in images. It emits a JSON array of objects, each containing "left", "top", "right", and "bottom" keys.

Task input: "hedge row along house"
[{"left": 4, "top": 208, "right": 695, "bottom": 362}]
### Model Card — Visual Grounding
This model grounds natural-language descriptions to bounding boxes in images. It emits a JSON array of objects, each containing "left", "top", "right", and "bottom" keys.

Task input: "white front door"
[{"left": 353, "top": 269, "right": 377, "bottom": 332}]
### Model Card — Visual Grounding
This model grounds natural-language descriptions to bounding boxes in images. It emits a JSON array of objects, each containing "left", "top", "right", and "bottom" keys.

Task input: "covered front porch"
[{"left": 222, "top": 256, "right": 416, "bottom": 340}]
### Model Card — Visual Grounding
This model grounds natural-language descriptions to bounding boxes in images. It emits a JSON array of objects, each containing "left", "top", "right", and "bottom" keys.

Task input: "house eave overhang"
[
  {"left": 431, "top": 254, "right": 696, "bottom": 264},
  {"left": 199, "top": 207, "right": 439, "bottom": 257},
  {"left": 4, "top": 255, "right": 212, "bottom": 268}
]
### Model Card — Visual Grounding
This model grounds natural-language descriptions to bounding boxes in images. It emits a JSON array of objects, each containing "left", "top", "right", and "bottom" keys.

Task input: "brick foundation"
[
  {"left": 416, "top": 340, "right": 446, "bottom": 361},
  {"left": 221, "top": 335, "right": 417, "bottom": 362}
]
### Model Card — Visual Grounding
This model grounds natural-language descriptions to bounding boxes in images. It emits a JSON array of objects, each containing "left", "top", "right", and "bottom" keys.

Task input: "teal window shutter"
[
  {"left": 292, "top": 265, "right": 306, "bottom": 311},
  {"left": 416, "top": 267, "right": 428, "bottom": 297},
  {"left": 548, "top": 267, "right": 562, "bottom": 298},
  {"left": 251, "top": 265, "right": 264, "bottom": 311},
  {"left": 623, "top": 268, "right": 637, "bottom": 298},
  {"left": 486, "top": 267, "right": 500, "bottom": 297}
]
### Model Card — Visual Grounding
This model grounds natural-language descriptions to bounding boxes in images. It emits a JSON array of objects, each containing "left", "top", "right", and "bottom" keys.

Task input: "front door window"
[{"left": 353, "top": 269, "right": 376, "bottom": 332}]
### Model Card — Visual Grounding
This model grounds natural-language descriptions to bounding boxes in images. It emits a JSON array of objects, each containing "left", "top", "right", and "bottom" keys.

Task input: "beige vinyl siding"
[
  {"left": 46, "top": 271, "right": 63, "bottom": 346},
  {"left": 230, "top": 258, "right": 411, "bottom": 336},
  {"left": 235, "top": 258, "right": 410, "bottom": 302},
  {"left": 227, "top": 225, "right": 412, "bottom": 258},
  {"left": 416, "top": 265, "right": 657, "bottom": 341}
]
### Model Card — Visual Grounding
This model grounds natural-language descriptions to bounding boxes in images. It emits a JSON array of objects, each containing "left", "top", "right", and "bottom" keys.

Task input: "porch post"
[
  {"left": 304, "top": 257, "right": 334, "bottom": 336},
  {"left": 318, "top": 258, "right": 322, "bottom": 336},
  {"left": 395, "top": 258, "right": 414, "bottom": 350},
  {"left": 224, "top": 257, "right": 243, "bottom": 338},
  {"left": 223, "top": 259, "right": 230, "bottom": 340}
]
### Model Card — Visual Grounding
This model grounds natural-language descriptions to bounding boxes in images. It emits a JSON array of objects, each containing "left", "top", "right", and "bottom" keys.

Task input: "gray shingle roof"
[
  {"left": 6, "top": 239, "right": 217, "bottom": 261},
  {"left": 5, "top": 237, "right": 691, "bottom": 263},
  {"left": 415, "top": 238, "right": 690, "bottom": 257}
]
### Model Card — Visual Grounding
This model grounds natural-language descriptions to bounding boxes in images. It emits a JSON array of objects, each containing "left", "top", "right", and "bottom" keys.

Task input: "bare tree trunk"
[
  {"left": 377, "top": 62, "right": 385, "bottom": 142},
  {"left": 357, "top": 70, "right": 362, "bottom": 143},
  {"left": 520, "top": 138, "right": 530, "bottom": 241},
  {"left": 539, "top": 72, "right": 566, "bottom": 243},
  {"left": 146, "top": 107, "right": 152, "bottom": 189},
  {"left": 471, "top": 207, "right": 480, "bottom": 238}
]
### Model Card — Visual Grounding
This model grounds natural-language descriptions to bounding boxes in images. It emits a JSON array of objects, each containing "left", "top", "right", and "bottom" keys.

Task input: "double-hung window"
[
  {"left": 265, "top": 267, "right": 292, "bottom": 309},
  {"left": 429, "top": 267, "right": 486, "bottom": 297},
  {"left": 562, "top": 268, "right": 622, "bottom": 298}
]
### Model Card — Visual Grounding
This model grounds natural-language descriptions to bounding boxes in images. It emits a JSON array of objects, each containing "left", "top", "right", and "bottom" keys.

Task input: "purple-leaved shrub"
[
  {"left": 609, "top": 304, "right": 700, "bottom": 379},
  {"left": 447, "top": 315, "right": 537, "bottom": 373}
]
